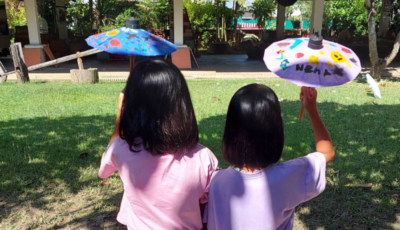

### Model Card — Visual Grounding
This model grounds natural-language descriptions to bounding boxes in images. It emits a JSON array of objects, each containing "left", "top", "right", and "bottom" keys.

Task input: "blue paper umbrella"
[{"left": 85, "top": 27, "right": 177, "bottom": 56}]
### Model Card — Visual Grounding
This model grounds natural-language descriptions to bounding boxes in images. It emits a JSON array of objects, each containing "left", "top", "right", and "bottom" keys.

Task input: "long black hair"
[
  {"left": 223, "top": 84, "right": 284, "bottom": 169},
  {"left": 119, "top": 59, "right": 199, "bottom": 155}
]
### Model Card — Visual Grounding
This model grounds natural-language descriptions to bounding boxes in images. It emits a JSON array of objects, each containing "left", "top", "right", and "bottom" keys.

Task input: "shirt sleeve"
[
  {"left": 303, "top": 152, "right": 327, "bottom": 202},
  {"left": 199, "top": 148, "right": 219, "bottom": 204},
  {"left": 98, "top": 139, "right": 119, "bottom": 179}
]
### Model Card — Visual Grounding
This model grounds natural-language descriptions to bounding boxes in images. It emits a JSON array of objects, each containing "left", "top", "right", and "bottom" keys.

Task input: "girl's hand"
[{"left": 300, "top": 87, "right": 318, "bottom": 115}]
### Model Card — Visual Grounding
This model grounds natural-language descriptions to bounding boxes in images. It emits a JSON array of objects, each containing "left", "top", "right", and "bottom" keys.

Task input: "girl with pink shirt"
[
  {"left": 206, "top": 84, "right": 335, "bottom": 230},
  {"left": 99, "top": 59, "right": 218, "bottom": 230}
]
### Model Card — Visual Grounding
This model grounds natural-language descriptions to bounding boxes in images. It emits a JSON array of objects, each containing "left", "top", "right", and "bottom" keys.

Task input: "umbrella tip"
[
  {"left": 308, "top": 32, "right": 323, "bottom": 50},
  {"left": 126, "top": 13, "right": 140, "bottom": 29}
]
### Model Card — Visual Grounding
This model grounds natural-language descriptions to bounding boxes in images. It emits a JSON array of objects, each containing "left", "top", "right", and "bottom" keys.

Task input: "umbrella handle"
[
  {"left": 129, "top": 56, "right": 135, "bottom": 73},
  {"left": 299, "top": 104, "right": 305, "bottom": 121}
]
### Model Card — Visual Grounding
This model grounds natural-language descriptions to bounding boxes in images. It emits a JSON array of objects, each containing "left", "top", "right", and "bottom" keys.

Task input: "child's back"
[
  {"left": 100, "top": 138, "right": 217, "bottom": 229},
  {"left": 207, "top": 84, "right": 334, "bottom": 230},
  {"left": 207, "top": 152, "right": 325, "bottom": 230},
  {"left": 99, "top": 60, "right": 218, "bottom": 230}
]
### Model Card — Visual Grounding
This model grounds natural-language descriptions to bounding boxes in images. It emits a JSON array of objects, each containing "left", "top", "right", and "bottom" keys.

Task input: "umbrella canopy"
[
  {"left": 263, "top": 37, "right": 361, "bottom": 88},
  {"left": 86, "top": 27, "right": 177, "bottom": 56}
]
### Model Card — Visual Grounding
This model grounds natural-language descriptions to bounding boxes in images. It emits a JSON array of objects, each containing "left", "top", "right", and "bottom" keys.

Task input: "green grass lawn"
[{"left": 0, "top": 79, "right": 399, "bottom": 230}]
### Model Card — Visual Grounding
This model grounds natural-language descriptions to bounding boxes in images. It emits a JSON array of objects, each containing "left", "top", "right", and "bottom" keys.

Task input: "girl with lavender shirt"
[
  {"left": 99, "top": 60, "right": 218, "bottom": 230},
  {"left": 206, "top": 84, "right": 335, "bottom": 230}
]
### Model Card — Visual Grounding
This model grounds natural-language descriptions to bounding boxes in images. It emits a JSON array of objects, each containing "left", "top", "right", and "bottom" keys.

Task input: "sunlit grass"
[{"left": 1, "top": 79, "right": 399, "bottom": 229}]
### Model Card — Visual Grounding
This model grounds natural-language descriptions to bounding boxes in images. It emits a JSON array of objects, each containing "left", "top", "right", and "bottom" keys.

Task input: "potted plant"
[{"left": 240, "top": 33, "right": 260, "bottom": 59}]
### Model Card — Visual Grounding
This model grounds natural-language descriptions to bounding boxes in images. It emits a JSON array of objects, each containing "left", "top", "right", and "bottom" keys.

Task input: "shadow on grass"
[
  {"left": 50, "top": 192, "right": 126, "bottom": 230},
  {"left": 0, "top": 99, "right": 399, "bottom": 229},
  {"left": 197, "top": 100, "right": 400, "bottom": 229},
  {"left": 0, "top": 115, "right": 125, "bottom": 229}
]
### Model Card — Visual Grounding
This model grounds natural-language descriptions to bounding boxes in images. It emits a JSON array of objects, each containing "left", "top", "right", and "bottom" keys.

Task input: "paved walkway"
[
  {"left": 2, "top": 53, "right": 400, "bottom": 81},
  {"left": 1, "top": 54, "right": 278, "bottom": 81}
]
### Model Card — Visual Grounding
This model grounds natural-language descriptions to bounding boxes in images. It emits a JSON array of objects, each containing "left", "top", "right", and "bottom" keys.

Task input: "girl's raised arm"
[
  {"left": 300, "top": 87, "right": 335, "bottom": 163},
  {"left": 109, "top": 89, "right": 125, "bottom": 143}
]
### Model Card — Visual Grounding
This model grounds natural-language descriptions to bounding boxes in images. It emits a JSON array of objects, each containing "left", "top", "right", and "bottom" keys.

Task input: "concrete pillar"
[
  {"left": 310, "top": 0, "right": 324, "bottom": 35},
  {"left": 173, "top": 0, "right": 184, "bottom": 45},
  {"left": 24, "top": 0, "right": 41, "bottom": 45},
  {"left": 276, "top": 4, "right": 286, "bottom": 40},
  {"left": 56, "top": 0, "right": 68, "bottom": 40}
]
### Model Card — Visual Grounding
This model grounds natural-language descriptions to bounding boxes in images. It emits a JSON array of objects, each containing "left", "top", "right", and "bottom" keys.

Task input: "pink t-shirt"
[{"left": 99, "top": 137, "right": 218, "bottom": 230}]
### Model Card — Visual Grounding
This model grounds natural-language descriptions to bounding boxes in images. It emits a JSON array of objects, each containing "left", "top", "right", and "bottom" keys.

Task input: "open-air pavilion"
[
  {"left": 20, "top": 0, "right": 325, "bottom": 44},
  {"left": 0, "top": 0, "right": 396, "bottom": 74},
  {"left": 0, "top": 0, "right": 327, "bottom": 70}
]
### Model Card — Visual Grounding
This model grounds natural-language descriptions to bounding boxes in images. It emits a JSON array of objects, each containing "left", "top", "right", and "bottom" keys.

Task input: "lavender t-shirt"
[{"left": 207, "top": 152, "right": 326, "bottom": 230}]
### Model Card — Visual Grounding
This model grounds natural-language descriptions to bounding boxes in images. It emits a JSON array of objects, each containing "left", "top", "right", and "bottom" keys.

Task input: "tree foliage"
[
  {"left": 134, "top": 0, "right": 169, "bottom": 30},
  {"left": 391, "top": 0, "right": 400, "bottom": 27},
  {"left": 66, "top": 0, "right": 93, "bottom": 36},
  {"left": 295, "top": 1, "right": 312, "bottom": 20},
  {"left": 6, "top": 6, "right": 27, "bottom": 28},
  {"left": 323, "top": 0, "right": 379, "bottom": 36},
  {"left": 285, "top": 5, "right": 294, "bottom": 19},
  {"left": 184, "top": 0, "right": 216, "bottom": 48},
  {"left": 66, "top": 0, "right": 169, "bottom": 35},
  {"left": 5, "top": 5, "right": 27, "bottom": 43},
  {"left": 94, "top": 0, "right": 120, "bottom": 30},
  {"left": 249, "top": 0, "right": 275, "bottom": 30},
  {"left": 215, "top": 0, "right": 235, "bottom": 41}
]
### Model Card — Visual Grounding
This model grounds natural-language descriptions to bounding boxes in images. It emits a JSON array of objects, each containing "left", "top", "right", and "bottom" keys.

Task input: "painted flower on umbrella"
[
  {"left": 106, "top": 30, "right": 120, "bottom": 37},
  {"left": 309, "top": 56, "right": 319, "bottom": 65},
  {"left": 109, "top": 39, "right": 122, "bottom": 49}
]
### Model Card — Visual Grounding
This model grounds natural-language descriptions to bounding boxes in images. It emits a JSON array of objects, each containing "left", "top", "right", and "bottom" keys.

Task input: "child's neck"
[{"left": 240, "top": 166, "right": 262, "bottom": 173}]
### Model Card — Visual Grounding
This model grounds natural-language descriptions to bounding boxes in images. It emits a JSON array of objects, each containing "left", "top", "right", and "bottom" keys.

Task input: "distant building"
[{"left": 237, "top": 11, "right": 309, "bottom": 30}]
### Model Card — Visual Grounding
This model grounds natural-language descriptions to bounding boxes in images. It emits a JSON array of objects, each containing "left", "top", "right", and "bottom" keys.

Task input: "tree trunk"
[
  {"left": 70, "top": 68, "right": 99, "bottom": 84},
  {"left": 231, "top": 1, "right": 239, "bottom": 43},
  {"left": 365, "top": 0, "right": 400, "bottom": 79},
  {"left": 216, "top": 1, "right": 220, "bottom": 41},
  {"left": 223, "top": 2, "right": 227, "bottom": 42},
  {"left": 222, "top": 16, "right": 227, "bottom": 42},
  {"left": 89, "top": 0, "right": 93, "bottom": 20}
]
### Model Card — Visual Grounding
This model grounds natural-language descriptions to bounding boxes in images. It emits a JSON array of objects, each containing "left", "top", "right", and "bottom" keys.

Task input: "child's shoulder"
[
  {"left": 109, "top": 137, "right": 126, "bottom": 147},
  {"left": 209, "top": 167, "right": 241, "bottom": 185},
  {"left": 189, "top": 143, "right": 212, "bottom": 155},
  {"left": 271, "top": 152, "right": 326, "bottom": 175},
  {"left": 278, "top": 152, "right": 325, "bottom": 167},
  {"left": 107, "top": 137, "right": 131, "bottom": 154},
  {"left": 188, "top": 143, "right": 218, "bottom": 163}
]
